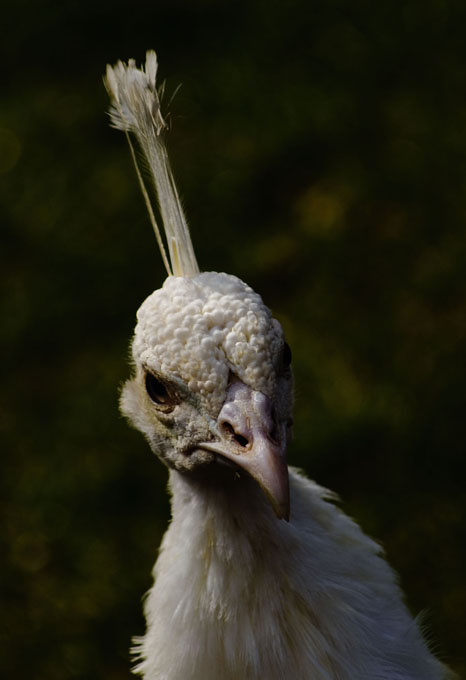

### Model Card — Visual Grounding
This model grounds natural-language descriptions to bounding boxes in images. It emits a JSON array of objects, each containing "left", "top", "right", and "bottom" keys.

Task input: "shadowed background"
[{"left": 2, "top": 0, "right": 465, "bottom": 677}]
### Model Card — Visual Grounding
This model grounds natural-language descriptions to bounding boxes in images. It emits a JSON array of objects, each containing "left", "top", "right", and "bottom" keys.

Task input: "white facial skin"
[{"left": 120, "top": 272, "right": 294, "bottom": 518}]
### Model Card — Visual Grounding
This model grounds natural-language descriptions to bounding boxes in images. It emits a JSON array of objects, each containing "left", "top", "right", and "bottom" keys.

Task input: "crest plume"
[{"left": 104, "top": 50, "right": 200, "bottom": 278}]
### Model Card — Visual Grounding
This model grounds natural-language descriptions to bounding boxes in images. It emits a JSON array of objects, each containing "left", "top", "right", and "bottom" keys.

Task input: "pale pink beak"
[{"left": 198, "top": 381, "right": 290, "bottom": 520}]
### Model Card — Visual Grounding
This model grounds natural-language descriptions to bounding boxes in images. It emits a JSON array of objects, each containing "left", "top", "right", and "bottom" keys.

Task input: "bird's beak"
[{"left": 197, "top": 381, "right": 290, "bottom": 520}]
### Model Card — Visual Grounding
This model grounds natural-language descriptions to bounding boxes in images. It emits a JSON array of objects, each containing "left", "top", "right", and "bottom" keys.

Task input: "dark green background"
[{"left": 2, "top": 1, "right": 465, "bottom": 677}]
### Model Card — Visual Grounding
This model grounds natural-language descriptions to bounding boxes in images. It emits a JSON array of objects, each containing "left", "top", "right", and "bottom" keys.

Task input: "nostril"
[
  {"left": 220, "top": 421, "right": 250, "bottom": 448},
  {"left": 233, "top": 433, "right": 249, "bottom": 447},
  {"left": 220, "top": 421, "right": 235, "bottom": 436}
]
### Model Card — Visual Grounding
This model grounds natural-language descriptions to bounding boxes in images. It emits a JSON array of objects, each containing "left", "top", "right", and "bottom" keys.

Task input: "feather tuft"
[{"left": 104, "top": 50, "right": 199, "bottom": 278}]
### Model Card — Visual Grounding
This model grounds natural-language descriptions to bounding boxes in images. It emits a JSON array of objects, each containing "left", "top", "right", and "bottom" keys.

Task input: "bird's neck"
[
  {"left": 135, "top": 470, "right": 303, "bottom": 679},
  {"left": 166, "top": 468, "right": 292, "bottom": 577},
  {"left": 169, "top": 467, "right": 281, "bottom": 535},
  {"left": 134, "top": 470, "right": 449, "bottom": 680}
]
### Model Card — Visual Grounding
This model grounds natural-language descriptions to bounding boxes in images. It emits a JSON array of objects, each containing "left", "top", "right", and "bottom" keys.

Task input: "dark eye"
[
  {"left": 145, "top": 372, "right": 174, "bottom": 407},
  {"left": 282, "top": 341, "right": 292, "bottom": 369}
]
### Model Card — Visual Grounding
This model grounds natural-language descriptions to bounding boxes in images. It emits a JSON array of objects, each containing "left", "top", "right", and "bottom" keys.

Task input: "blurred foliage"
[{"left": 1, "top": 0, "right": 465, "bottom": 677}]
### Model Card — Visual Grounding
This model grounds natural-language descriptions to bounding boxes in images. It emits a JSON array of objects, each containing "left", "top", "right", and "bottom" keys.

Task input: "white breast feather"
[{"left": 133, "top": 469, "right": 448, "bottom": 680}]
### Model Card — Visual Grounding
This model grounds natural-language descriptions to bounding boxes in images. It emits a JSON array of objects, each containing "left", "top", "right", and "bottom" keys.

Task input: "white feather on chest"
[{"left": 134, "top": 469, "right": 445, "bottom": 680}]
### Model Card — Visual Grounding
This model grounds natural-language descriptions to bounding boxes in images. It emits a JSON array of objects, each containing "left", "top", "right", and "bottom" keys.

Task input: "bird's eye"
[
  {"left": 145, "top": 372, "right": 175, "bottom": 408},
  {"left": 282, "top": 341, "right": 292, "bottom": 369}
]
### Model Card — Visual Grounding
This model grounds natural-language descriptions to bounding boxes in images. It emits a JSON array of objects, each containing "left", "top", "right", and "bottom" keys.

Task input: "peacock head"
[
  {"left": 106, "top": 52, "right": 292, "bottom": 519},
  {"left": 121, "top": 272, "right": 293, "bottom": 520}
]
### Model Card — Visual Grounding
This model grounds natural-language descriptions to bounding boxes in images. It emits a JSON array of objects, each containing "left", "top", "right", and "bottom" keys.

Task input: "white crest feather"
[{"left": 104, "top": 50, "right": 200, "bottom": 278}]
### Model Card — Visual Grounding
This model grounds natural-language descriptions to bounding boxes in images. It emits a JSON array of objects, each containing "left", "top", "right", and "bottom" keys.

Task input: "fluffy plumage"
[
  {"left": 134, "top": 471, "right": 446, "bottom": 680},
  {"left": 105, "top": 52, "right": 453, "bottom": 679}
]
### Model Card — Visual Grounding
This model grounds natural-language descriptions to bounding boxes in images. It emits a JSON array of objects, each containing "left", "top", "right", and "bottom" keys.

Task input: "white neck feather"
[{"left": 133, "top": 468, "right": 447, "bottom": 680}]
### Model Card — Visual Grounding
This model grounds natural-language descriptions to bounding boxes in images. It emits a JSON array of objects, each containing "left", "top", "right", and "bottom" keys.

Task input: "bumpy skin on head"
[
  {"left": 133, "top": 272, "right": 285, "bottom": 414},
  {"left": 121, "top": 272, "right": 293, "bottom": 476}
]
